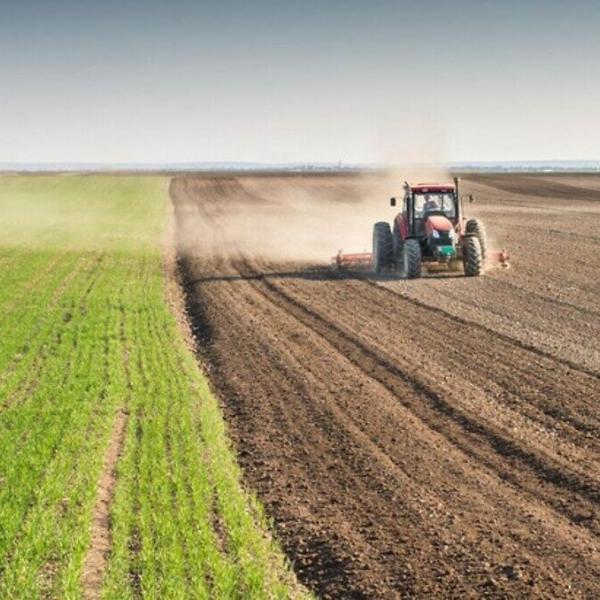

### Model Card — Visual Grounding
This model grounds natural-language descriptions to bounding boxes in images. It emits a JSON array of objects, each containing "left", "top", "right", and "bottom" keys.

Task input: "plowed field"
[{"left": 173, "top": 173, "right": 600, "bottom": 598}]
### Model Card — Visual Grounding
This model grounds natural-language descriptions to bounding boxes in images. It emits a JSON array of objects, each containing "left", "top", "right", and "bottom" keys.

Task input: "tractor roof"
[{"left": 409, "top": 183, "right": 455, "bottom": 193}]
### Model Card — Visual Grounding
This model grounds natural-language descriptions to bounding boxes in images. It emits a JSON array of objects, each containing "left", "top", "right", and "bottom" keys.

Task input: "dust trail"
[
  {"left": 0, "top": 175, "right": 166, "bottom": 254},
  {"left": 174, "top": 167, "right": 454, "bottom": 265}
]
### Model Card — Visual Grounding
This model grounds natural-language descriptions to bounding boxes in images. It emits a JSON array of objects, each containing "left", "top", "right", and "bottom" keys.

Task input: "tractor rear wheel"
[
  {"left": 466, "top": 219, "right": 488, "bottom": 260},
  {"left": 403, "top": 238, "right": 422, "bottom": 279},
  {"left": 463, "top": 236, "right": 483, "bottom": 276},
  {"left": 372, "top": 222, "right": 393, "bottom": 273}
]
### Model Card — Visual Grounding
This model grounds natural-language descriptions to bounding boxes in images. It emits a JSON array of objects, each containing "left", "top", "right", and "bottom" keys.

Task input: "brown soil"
[
  {"left": 81, "top": 410, "right": 128, "bottom": 599},
  {"left": 172, "top": 173, "right": 600, "bottom": 599}
]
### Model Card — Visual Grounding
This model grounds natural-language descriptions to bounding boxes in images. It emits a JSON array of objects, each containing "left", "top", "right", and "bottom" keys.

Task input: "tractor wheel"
[
  {"left": 466, "top": 219, "right": 488, "bottom": 260},
  {"left": 463, "top": 236, "right": 483, "bottom": 276},
  {"left": 372, "top": 222, "right": 393, "bottom": 273},
  {"left": 403, "top": 239, "right": 422, "bottom": 279}
]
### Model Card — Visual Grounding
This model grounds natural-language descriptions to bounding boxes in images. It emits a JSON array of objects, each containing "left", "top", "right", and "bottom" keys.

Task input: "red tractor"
[{"left": 372, "top": 177, "right": 488, "bottom": 278}]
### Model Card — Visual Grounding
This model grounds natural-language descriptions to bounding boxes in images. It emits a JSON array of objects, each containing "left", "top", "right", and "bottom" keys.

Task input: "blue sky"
[{"left": 1, "top": 0, "right": 599, "bottom": 163}]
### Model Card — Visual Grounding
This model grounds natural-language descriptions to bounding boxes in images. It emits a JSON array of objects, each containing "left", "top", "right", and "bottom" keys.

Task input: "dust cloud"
[
  {"left": 0, "top": 175, "right": 166, "bottom": 253},
  {"left": 175, "top": 166, "right": 454, "bottom": 265}
]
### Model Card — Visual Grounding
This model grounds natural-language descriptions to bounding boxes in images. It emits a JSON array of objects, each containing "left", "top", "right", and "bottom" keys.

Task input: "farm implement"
[{"left": 333, "top": 178, "right": 509, "bottom": 276}]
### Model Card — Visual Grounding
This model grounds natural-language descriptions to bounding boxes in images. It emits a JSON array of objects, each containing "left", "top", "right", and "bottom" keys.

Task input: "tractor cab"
[
  {"left": 390, "top": 183, "right": 460, "bottom": 265},
  {"left": 394, "top": 184, "right": 458, "bottom": 239}
]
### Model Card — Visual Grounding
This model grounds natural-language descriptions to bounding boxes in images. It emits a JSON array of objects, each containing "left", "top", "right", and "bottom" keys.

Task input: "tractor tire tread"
[
  {"left": 464, "top": 236, "right": 483, "bottom": 276},
  {"left": 404, "top": 238, "right": 422, "bottom": 279},
  {"left": 373, "top": 222, "right": 394, "bottom": 273}
]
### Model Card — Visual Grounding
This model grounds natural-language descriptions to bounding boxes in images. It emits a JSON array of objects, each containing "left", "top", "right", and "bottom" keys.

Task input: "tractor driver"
[{"left": 423, "top": 194, "right": 440, "bottom": 214}]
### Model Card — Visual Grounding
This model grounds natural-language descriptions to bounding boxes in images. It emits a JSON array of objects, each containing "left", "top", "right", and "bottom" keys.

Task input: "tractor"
[{"left": 372, "top": 177, "right": 488, "bottom": 278}]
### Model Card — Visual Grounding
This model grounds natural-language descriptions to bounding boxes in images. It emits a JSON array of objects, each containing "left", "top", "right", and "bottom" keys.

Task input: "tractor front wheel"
[
  {"left": 372, "top": 222, "right": 393, "bottom": 273},
  {"left": 403, "top": 239, "right": 422, "bottom": 279},
  {"left": 463, "top": 236, "right": 483, "bottom": 276}
]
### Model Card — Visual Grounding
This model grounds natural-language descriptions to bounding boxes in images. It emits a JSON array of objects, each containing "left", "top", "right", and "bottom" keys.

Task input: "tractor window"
[
  {"left": 414, "top": 195, "right": 427, "bottom": 217},
  {"left": 414, "top": 193, "right": 456, "bottom": 218},
  {"left": 440, "top": 193, "right": 456, "bottom": 217}
]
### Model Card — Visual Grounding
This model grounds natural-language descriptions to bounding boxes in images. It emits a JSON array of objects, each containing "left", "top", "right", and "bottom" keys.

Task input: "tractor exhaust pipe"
[{"left": 454, "top": 176, "right": 462, "bottom": 222}]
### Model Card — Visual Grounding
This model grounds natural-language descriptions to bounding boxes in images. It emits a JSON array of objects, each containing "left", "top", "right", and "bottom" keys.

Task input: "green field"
[{"left": 0, "top": 176, "right": 304, "bottom": 599}]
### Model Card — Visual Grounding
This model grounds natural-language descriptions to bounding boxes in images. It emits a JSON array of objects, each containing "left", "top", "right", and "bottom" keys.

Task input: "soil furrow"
[{"left": 245, "top": 269, "right": 600, "bottom": 524}]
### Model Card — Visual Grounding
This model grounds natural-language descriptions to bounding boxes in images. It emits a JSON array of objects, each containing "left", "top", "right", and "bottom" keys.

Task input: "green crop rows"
[{"left": 0, "top": 176, "right": 305, "bottom": 599}]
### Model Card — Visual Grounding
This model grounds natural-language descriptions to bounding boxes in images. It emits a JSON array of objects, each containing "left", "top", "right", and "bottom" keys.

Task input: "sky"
[{"left": 1, "top": 0, "right": 599, "bottom": 164}]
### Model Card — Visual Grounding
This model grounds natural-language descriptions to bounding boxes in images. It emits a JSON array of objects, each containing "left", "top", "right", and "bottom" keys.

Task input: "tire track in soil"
[
  {"left": 82, "top": 409, "right": 128, "bottom": 599},
  {"left": 245, "top": 264, "right": 600, "bottom": 526},
  {"left": 172, "top": 174, "right": 600, "bottom": 598}
]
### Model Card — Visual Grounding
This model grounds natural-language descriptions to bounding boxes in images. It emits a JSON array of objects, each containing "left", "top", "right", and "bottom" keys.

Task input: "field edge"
[{"left": 158, "top": 193, "right": 310, "bottom": 599}]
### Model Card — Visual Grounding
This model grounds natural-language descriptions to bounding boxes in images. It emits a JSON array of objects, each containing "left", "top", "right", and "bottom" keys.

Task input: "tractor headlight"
[{"left": 432, "top": 230, "right": 440, "bottom": 239}]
